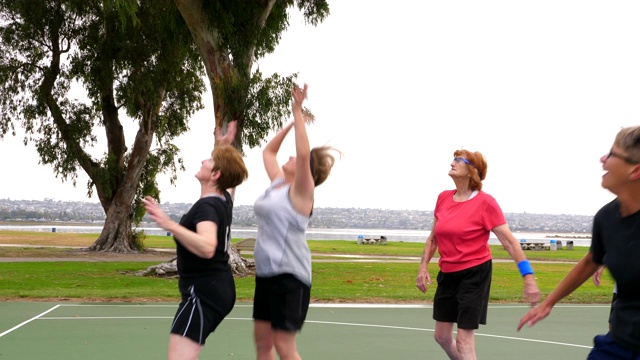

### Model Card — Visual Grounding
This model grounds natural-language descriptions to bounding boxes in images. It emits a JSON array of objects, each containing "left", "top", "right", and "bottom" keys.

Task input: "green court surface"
[{"left": 0, "top": 302, "right": 609, "bottom": 359}]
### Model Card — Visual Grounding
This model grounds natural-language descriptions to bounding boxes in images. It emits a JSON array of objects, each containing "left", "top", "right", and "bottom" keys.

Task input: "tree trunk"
[
  {"left": 87, "top": 90, "right": 156, "bottom": 253},
  {"left": 228, "top": 245, "right": 255, "bottom": 277},
  {"left": 89, "top": 204, "right": 138, "bottom": 252},
  {"left": 136, "top": 247, "right": 255, "bottom": 278}
]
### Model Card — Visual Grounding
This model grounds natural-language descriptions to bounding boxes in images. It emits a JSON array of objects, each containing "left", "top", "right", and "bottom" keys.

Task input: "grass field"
[{"left": 0, "top": 231, "right": 615, "bottom": 304}]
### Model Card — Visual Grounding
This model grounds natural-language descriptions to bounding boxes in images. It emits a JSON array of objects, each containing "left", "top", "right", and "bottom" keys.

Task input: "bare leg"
[
  {"left": 455, "top": 328, "right": 477, "bottom": 360},
  {"left": 168, "top": 334, "right": 202, "bottom": 360},
  {"left": 254, "top": 320, "right": 276, "bottom": 360},
  {"left": 273, "top": 329, "right": 301, "bottom": 360},
  {"left": 434, "top": 321, "right": 460, "bottom": 360}
]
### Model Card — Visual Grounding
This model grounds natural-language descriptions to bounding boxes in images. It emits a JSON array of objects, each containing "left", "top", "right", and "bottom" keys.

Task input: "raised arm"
[
  {"left": 262, "top": 122, "right": 293, "bottom": 182},
  {"left": 289, "top": 84, "right": 315, "bottom": 215},
  {"left": 215, "top": 120, "right": 240, "bottom": 199}
]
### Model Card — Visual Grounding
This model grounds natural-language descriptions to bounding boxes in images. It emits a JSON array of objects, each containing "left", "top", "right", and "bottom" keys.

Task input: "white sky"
[{"left": 1, "top": 1, "right": 639, "bottom": 216}]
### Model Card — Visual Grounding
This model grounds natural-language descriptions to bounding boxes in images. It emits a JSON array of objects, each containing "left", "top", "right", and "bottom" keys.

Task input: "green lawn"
[
  {"left": 0, "top": 259, "right": 614, "bottom": 303},
  {"left": 0, "top": 231, "right": 611, "bottom": 303}
]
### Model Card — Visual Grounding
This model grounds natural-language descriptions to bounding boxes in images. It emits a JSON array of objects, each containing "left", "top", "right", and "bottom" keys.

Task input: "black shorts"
[
  {"left": 253, "top": 274, "right": 311, "bottom": 332},
  {"left": 587, "top": 333, "right": 640, "bottom": 360},
  {"left": 171, "top": 271, "right": 236, "bottom": 345},
  {"left": 433, "top": 260, "right": 492, "bottom": 330}
]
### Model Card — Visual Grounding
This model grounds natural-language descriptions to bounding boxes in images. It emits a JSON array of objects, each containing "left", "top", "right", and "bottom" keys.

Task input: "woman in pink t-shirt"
[{"left": 415, "top": 149, "right": 540, "bottom": 360}]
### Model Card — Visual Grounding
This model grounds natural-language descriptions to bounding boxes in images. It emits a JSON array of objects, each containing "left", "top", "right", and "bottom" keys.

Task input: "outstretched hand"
[
  {"left": 142, "top": 196, "right": 174, "bottom": 232},
  {"left": 292, "top": 83, "right": 308, "bottom": 111},
  {"left": 215, "top": 120, "right": 238, "bottom": 147},
  {"left": 517, "top": 303, "right": 552, "bottom": 331}
]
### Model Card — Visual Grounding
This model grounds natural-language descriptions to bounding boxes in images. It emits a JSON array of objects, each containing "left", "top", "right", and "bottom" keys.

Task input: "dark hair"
[
  {"left": 212, "top": 145, "right": 248, "bottom": 191},
  {"left": 453, "top": 149, "right": 487, "bottom": 191}
]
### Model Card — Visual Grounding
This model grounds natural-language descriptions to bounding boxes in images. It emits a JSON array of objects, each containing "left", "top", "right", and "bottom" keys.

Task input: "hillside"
[{"left": 0, "top": 198, "right": 593, "bottom": 233}]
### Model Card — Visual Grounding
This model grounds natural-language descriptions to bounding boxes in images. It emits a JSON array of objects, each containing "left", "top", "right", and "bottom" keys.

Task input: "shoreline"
[{"left": 0, "top": 224, "right": 592, "bottom": 248}]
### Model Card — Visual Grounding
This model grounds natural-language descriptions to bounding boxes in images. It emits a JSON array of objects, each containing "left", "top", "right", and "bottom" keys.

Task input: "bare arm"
[
  {"left": 143, "top": 197, "right": 217, "bottom": 258},
  {"left": 517, "top": 252, "right": 600, "bottom": 331},
  {"left": 416, "top": 219, "right": 438, "bottom": 294},
  {"left": 215, "top": 120, "right": 241, "bottom": 200},
  {"left": 493, "top": 223, "right": 541, "bottom": 306},
  {"left": 289, "top": 84, "right": 314, "bottom": 215},
  {"left": 593, "top": 265, "right": 606, "bottom": 286},
  {"left": 262, "top": 122, "right": 293, "bottom": 182}
]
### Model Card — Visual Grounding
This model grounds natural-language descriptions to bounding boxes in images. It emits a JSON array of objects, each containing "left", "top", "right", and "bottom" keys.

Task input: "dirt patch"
[
  {"left": 68, "top": 248, "right": 175, "bottom": 259},
  {"left": 0, "top": 246, "right": 175, "bottom": 261},
  {"left": 0, "top": 231, "right": 97, "bottom": 247}
]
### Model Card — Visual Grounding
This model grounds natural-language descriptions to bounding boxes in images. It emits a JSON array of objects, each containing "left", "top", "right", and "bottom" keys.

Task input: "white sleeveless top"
[{"left": 253, "top": 178, "right": 311, "bottom": 285}]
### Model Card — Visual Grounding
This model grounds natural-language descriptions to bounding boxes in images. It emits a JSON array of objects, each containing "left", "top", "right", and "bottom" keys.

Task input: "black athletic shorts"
[
  {"left": 433, "top": 259, "right": 492, "bottom": 330},
  {"left": 171, "top": 271, "right": 236, "bottom": 345},
  {"left": 587, "top": 333, "right": 640, "bottom": 360},
  {"left": 253, "top": 274, "right": 311, "bottom": 332}
]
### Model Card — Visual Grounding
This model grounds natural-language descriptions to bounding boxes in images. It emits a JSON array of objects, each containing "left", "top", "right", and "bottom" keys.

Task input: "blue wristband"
[{"left": 518, "top": 260, "right": 534, "bottom": 277}]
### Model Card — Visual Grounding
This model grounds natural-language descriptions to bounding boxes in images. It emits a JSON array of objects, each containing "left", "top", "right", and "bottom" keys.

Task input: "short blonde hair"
[
  {"left": 212, "top": 145, "right": 248, "bottom": 191},
  {"left": 614, "top": 126, "right": 640, "bottom": 162}
]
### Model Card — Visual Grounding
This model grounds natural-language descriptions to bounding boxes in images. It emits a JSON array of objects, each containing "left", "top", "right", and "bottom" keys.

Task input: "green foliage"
[
  {"left": 0, "top": 0, "right": 207, "bottom": 248},
  {"left": 130, "top": 229, "right": 145, "bottom": 251},
  {"left": 0, "top": 0, "right": 332, "bottom": 249},
  {"left": 296, "top": 0, "right": 330, "bottom": 26},
  {"left": 192, "top": 0, "right": 330, "bottom": 152}
]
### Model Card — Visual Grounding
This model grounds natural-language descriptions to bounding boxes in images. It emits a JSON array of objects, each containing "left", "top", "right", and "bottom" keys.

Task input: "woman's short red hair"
[{"left": 453, "top": 149, "right": 487, "bottom": 191}]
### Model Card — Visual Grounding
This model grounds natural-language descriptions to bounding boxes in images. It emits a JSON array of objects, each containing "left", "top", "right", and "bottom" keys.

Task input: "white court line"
[
  {"left": 41, "top": 316, "right": 174, "bottom": 320},
  {"left": 54, "top": 303, "right": 609, "bottom": 309},
  {"left": 54, "top": 303, "right": 432, "bottom": 309},
  {"left": 39, "top": 316, "right": 250, "bottom": 321},
  {"left": 303, "top": 320, "right": 592, "bottom": 349},
  {"left": 0, "top": 305, "right": 61, "bottom": 338},
  {"left": 33, "top": 312, "right": 592, "bottom": 349},
  {"left": 310, "top": 303, "right": 431, "bottom": 308},
  {"left": 484, "top": 304, "right": 610, "bottom": 309},
  {"left": 58, "top": 304, "right": 178, "bottom": 308}
]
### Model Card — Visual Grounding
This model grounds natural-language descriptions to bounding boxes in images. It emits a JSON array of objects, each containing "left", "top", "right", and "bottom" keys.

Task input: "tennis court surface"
[{"left": 0, "top": 302, "right": 609, "bottom": 359}]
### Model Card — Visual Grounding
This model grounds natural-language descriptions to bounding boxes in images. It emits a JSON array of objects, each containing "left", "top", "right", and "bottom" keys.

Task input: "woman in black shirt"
[{"left": 143, "top": 120, "right": 248, "bottom": 360}]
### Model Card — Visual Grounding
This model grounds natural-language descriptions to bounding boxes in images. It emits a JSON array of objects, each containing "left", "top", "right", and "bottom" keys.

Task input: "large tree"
[
  {"left": 0, "top": 0, "right": 205, "bottom": 252},
  {"left": 172, "top": 0, "right": 330, "bottom": 274}
]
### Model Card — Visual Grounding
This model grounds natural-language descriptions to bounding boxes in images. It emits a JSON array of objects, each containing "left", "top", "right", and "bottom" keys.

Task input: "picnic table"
[
  {"left": 519, "top": 239, "right": 567, "bottom": 251},
  {"left": 519, "top": 242, "right": 549, "bottom": 251},
  {"left": 234, "top": 238, "right": 256, "bottom": 255},
  {"left": 357, "top": 235, "right": 387, "bottom": 245}
]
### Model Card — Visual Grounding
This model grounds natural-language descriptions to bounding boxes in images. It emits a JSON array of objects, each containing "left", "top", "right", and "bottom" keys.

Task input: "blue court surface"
[{"left": 0, "top": 302, "right": 609, "bottom": 359}]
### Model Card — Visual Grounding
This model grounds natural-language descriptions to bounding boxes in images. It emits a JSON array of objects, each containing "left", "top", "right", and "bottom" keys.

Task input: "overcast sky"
[{"left": 1, "top": 1, "right": 639, "bottom": 216}]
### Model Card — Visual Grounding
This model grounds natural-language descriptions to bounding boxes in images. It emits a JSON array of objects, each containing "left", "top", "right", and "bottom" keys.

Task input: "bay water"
[{"left": 0, "top": 224, "right": 591, "bottom": 247}]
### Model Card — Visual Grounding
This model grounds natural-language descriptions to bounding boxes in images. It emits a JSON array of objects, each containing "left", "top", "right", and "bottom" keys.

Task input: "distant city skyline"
[
  {"left": 0, "top": 1, "right": 635, "bottom": 216},
  {"left": 0, "top": 198, "right": 594, "bottom": 235}
]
